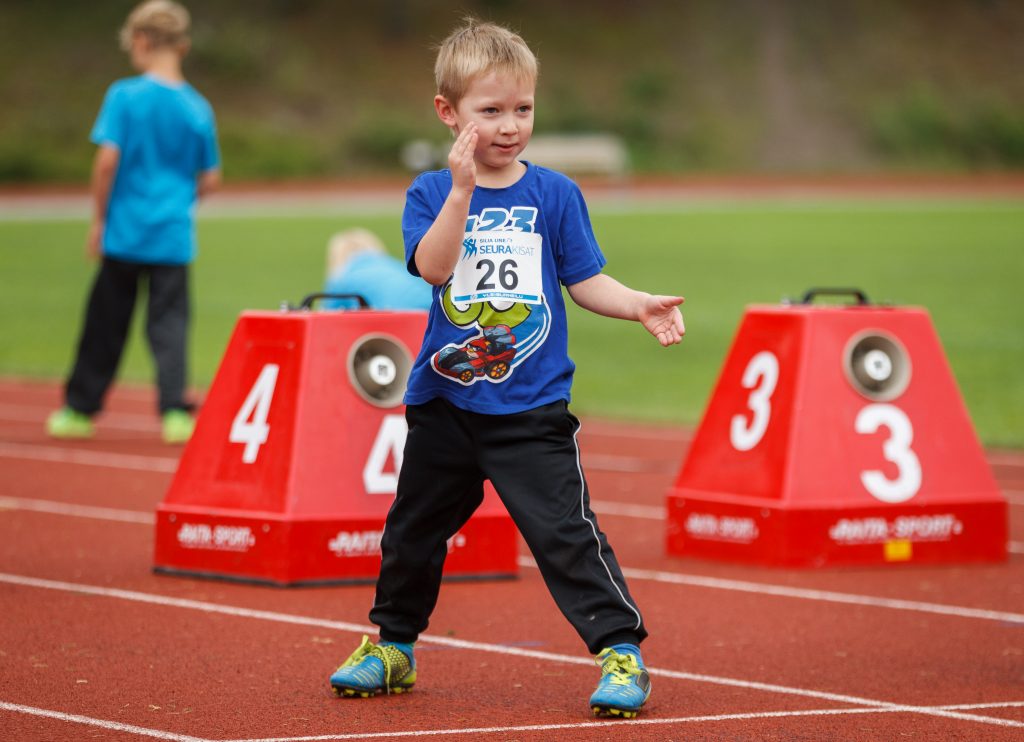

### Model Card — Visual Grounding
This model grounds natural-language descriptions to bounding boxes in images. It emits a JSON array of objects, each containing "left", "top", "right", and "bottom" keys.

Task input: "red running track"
[{"left": 1, "top": 378, "right": 1022, "bottom": 741}]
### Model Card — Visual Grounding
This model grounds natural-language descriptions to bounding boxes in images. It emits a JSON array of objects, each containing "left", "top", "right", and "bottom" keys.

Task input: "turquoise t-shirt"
[{"left": 90, "top": 74, "right": 220, "bottom": 265}]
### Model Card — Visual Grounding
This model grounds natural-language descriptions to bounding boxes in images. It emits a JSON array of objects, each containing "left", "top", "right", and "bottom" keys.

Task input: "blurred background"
[
  {"left": 2, "top": 0, "right": 1023, "bottom": 183},
  {"left": 0, "top": 0, "right": 1021, "bottom": 446}
]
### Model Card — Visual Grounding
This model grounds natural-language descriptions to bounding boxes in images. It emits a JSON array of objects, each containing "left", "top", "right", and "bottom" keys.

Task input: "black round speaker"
[
  {"left": 347, "top": 334, "right": 412, "bottom": 408},
  {"left": 843, "top": 330, "right": 911, "bottom": 401}
]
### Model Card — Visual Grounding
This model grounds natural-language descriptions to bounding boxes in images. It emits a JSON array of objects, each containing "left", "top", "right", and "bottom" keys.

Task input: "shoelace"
[
  {"left": 596, "top": 650, "right": 640, "bottom": 686},
  {"left": 374, "top": 644, "right": 411, "bottom": 693},
  {"left": 339, "top": 636, "right": 409, "bottom": 694}
]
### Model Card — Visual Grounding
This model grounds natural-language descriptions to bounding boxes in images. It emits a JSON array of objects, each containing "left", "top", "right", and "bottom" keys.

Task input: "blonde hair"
[
  {"left": 434, "top": 18, "right": 538, "bottom": 105},
  {"left": 119, "top": 0, "right": 191, "bottom": 52},
  {"left": 327, "top": 228, "right": 386, "bottom": 275}
]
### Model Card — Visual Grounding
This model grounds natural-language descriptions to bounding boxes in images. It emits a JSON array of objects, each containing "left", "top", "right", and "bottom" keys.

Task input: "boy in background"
[
  {"left": 329, "top": 19, "right": 684, "bottom": 719},
  {"left": 47, "top": 0, "right": 220, "bottom": 444}
]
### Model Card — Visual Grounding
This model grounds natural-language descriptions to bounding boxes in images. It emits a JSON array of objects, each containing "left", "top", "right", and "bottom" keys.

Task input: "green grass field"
[{"left": 1, "top": 199, "right": 1021, "bottom": 446}]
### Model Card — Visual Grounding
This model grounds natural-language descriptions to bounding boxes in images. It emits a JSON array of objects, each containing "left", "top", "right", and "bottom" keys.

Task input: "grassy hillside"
[{"left": 1, "top": 0, "right": 1023, "bottom": 182}]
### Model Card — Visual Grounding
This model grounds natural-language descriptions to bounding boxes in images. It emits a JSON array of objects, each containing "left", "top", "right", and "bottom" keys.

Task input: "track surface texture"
[{"left": 1, "top": 378, "right": 1022, "bottom": 741}]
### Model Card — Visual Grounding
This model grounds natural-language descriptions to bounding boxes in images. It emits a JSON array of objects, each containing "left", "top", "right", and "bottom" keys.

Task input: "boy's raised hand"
[
  {"left": 639, "top": 294, "right": 686, "bottom": 347},
  {"left": 448, "top": 122, "right": 478, "bottom": 194}
]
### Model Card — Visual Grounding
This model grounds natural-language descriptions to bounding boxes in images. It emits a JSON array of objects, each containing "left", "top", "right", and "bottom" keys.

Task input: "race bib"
[{"left": 451, "top": 231, "right": 543, "bottom": 305}]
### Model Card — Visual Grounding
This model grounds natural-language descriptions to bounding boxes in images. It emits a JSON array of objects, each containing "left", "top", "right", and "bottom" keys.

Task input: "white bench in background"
[{"left": 402, "top": 133, "right": 629, "bottom": 178}]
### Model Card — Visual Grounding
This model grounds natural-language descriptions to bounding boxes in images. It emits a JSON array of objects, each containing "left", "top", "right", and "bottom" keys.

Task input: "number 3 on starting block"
[
  {"left": 729, "top": 351, "right": 779, "bottom": 451},
  {"left": 855, "top": 404, "right": 921, "bottom": 503}
]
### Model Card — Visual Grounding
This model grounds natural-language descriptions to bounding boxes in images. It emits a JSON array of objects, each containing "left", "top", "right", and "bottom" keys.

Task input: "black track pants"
[
  {"left": 65, "top": 257, "right": 190, "bottom": 415},
  {"left": 369, "top": 398, "right": 647, "bottom": 654}
]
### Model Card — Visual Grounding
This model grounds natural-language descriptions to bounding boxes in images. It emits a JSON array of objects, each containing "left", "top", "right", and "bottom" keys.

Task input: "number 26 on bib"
[{"left": 451, "top": 231, "right": 543, "bottom": 305}]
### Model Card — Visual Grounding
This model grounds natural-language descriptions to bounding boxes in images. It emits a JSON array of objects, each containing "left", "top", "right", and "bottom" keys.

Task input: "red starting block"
[
  {"left": 666, "top": 289, "right": 1006, "bottom": 567},
  {"left": 154, "top": 299, "right": 518, "bottom": 585}
]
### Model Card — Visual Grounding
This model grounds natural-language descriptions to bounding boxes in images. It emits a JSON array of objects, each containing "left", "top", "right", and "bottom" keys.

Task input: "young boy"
[
  {"left": 329, "top": 19, "right": 683, "bottom": 718},
  {"left": 46, "top": 0, "right": 220, "bottom": 445}
]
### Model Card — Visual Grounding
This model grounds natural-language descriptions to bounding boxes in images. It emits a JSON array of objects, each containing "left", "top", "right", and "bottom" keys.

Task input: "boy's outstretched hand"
[
  {"left": 638, "top": 294, "right": 686, "bottom": 347},
  {"left": 566, "top": 274, "right": 686, "bottom": 347}
]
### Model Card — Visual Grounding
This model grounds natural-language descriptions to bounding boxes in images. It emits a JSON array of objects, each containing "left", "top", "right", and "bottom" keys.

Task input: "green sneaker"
[
  {"left": 329, "top": 635, "right": 416, "bottom": 698},
  {"left": 162, "top": 409, "right": 195, "bottom": 444},
  {"left": 589, "top": 645, "right": 651, "bottom": 718},
  {"left": 46, "top": 407, "right": 94, "bottom": 439}
]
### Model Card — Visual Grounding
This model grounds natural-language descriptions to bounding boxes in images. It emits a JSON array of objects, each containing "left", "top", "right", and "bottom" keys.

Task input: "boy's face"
[{"left": 437, "top": 70, "right": 535, "bottom": 181}]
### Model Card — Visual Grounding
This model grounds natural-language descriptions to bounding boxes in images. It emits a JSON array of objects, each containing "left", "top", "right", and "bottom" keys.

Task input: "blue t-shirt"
[
  {"left": 90, "top": 74, "right": 220, "bottom": 265},
  {"left": 323, "top": 251, "right": 433, "bottom": 310},
  {"left": 402, "top": 162, "right": 606, "bottom": 415}
]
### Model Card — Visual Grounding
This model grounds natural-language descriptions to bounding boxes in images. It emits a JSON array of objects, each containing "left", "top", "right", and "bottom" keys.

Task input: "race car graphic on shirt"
[{"left": 434, "top": 323, "right": 517, "bottom": 383}]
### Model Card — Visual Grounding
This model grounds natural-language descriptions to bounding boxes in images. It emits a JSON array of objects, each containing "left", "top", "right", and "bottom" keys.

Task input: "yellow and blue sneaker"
[
  {"left": 589, "top": 644, "right": 651, "bottom": 718},
  {"left": 329, "top": 635, "right": 416, "bottom": 698}
]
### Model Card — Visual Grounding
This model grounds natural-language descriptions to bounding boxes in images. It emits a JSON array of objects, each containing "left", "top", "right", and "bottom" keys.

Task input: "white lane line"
[
  {"left": 2, "top": 572, "right": 1023, "bottom": 732},
  {"left": 226, "top": 702, "right": 1024, "bottom": 740},
  {"left": 1008, "top": 542, "right": 1024, "bottom": 554},
  {"left": 0, "top": 442, "right": 177, "bottom": 473},
  {"left": 0, "top": 496, "right": 156, "bottom": 524},
  {"left": 0, "top": 701, "right": 206, "bottom": 742},
  {"left": 941, "top": 701, "right": 1024, "bottom": 710},
  {"left": 4, "top": 497, "right": 1021, "bottom": 626},
  {"left": 4, "top": 701, "right": 1024, "bottom": 742}
]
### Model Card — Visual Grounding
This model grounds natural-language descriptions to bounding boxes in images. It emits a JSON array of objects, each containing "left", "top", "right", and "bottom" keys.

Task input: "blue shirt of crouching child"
[
  {"left": 90, "top": 74, "right": 220, "bottom": 266},
  {"left": 323, "top": 252, "right": 434, "bottom": 311},
  {"left": 402, "top": 162, "right": 606, "bottom": 415}
]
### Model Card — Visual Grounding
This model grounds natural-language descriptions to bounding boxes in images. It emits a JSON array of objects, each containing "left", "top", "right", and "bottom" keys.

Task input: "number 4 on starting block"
[{"left": 230, "top": 363, "right": 278, "bottom": 464}]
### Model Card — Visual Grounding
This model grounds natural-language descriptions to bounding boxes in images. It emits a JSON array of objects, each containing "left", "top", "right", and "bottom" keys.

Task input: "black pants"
[
  {"left": 370, "top": 398, "right": 647, "bottom": 654},
  {"left": 65, "top": 257, "right": 190, "bottom": 416}
]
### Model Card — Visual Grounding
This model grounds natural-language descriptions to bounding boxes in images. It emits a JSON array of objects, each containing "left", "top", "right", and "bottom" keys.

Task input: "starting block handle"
[
  {"left": 288, "top": 293, "right": 371, "bottom": 310},
  {"left": 799, "top": 287, "right": 870, "bottom": 306}
]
